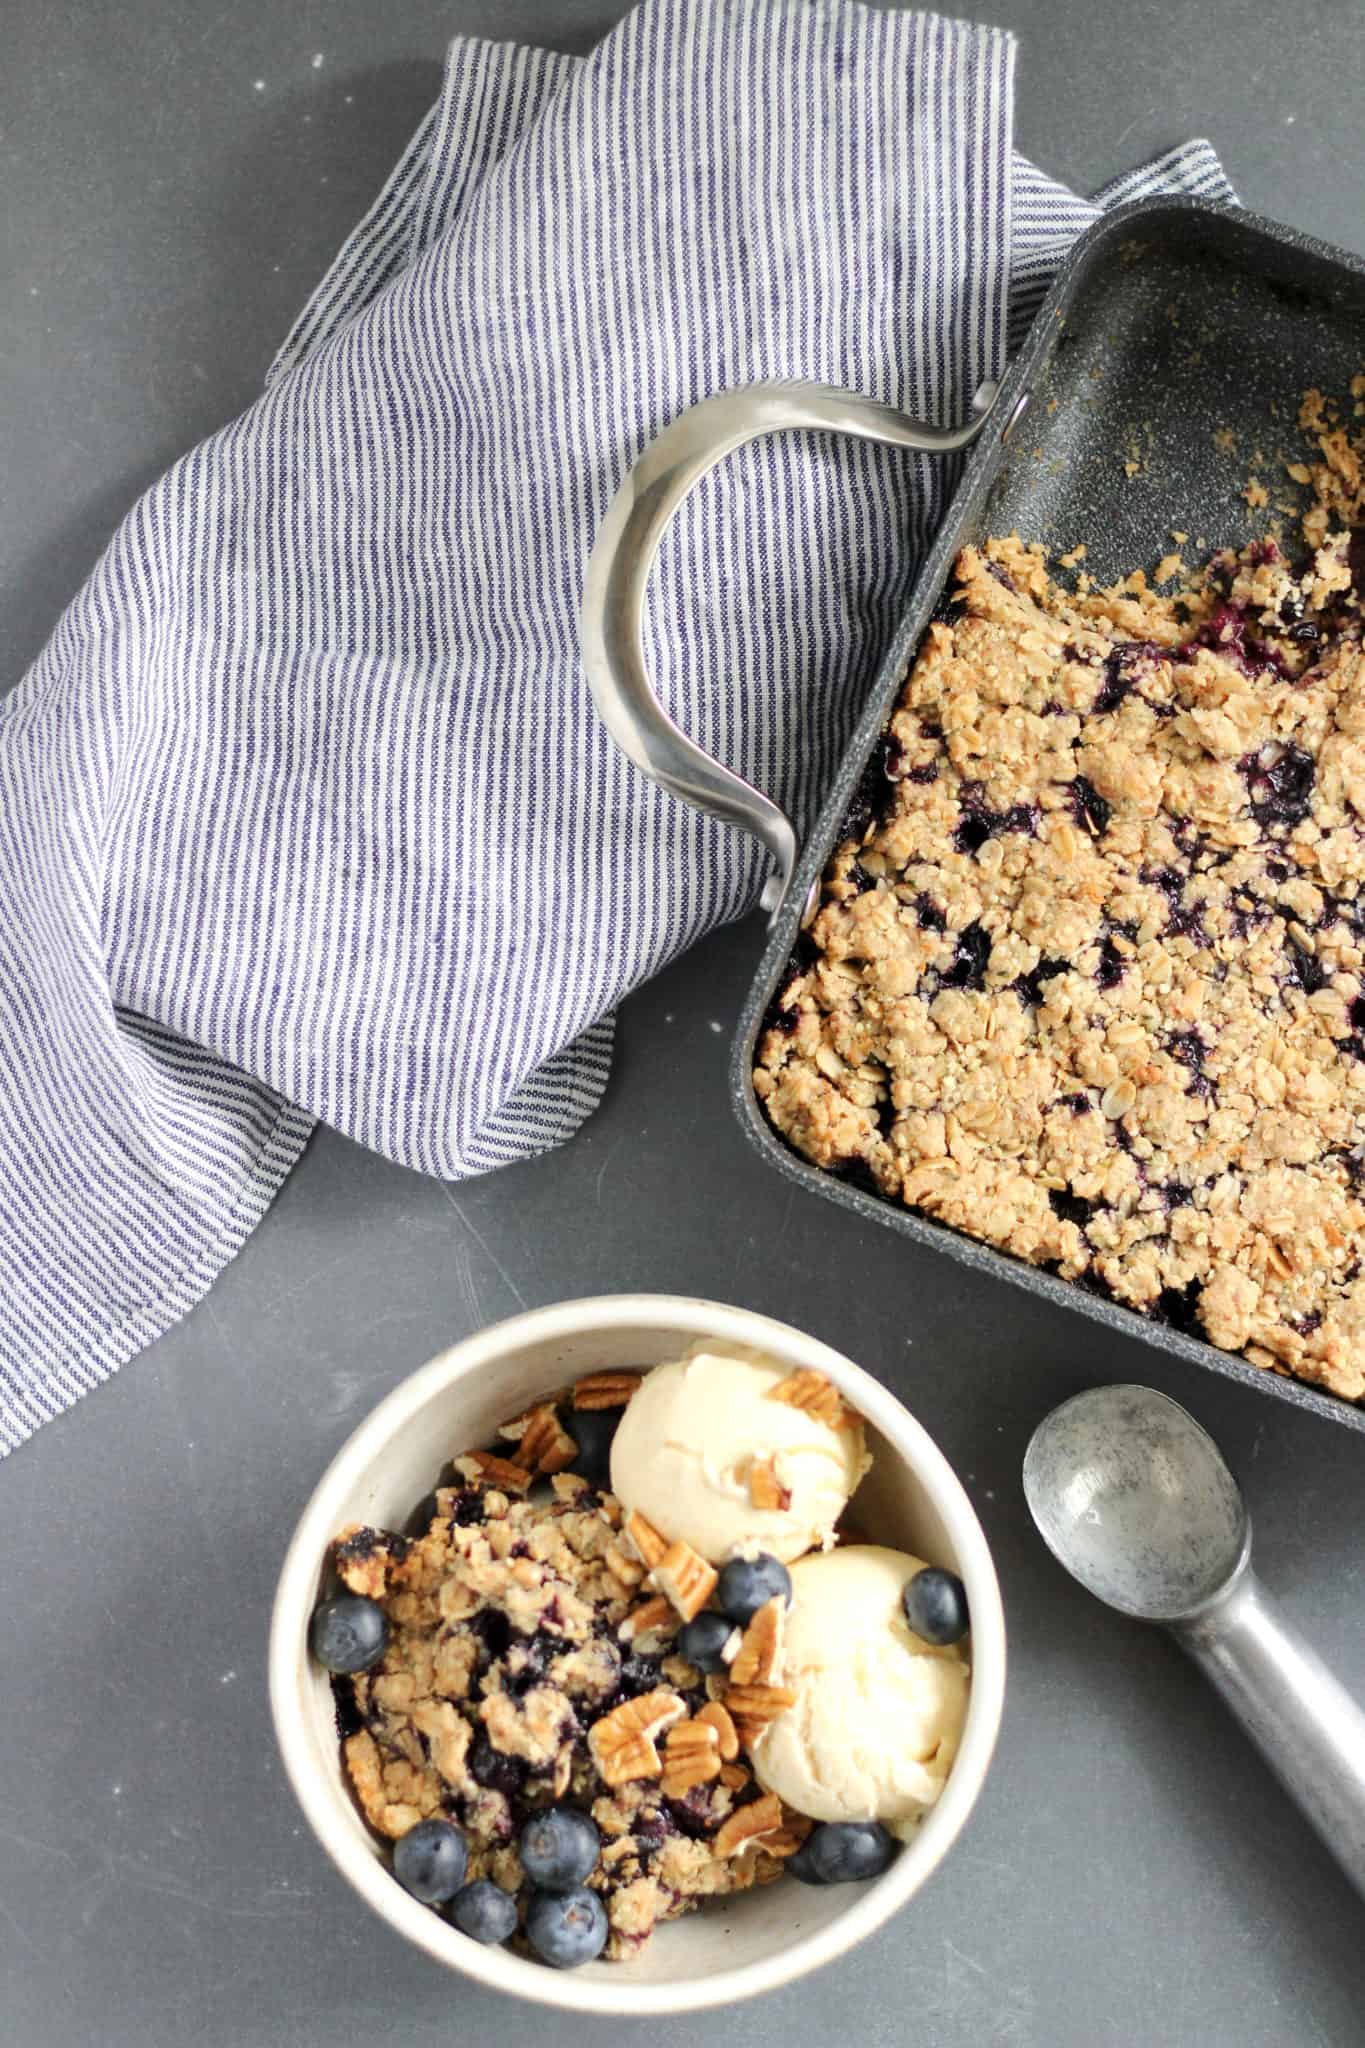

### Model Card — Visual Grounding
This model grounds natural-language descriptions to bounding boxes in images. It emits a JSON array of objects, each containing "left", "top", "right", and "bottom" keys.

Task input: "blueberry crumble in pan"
[{"left": 755, "top": 383, "right": 1365, "bottom": 1401}]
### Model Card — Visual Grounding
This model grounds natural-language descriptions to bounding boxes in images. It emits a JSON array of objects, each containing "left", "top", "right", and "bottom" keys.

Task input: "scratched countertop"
[{"left": 3, "top": 5, "right": 1364, "bottom": 2044}]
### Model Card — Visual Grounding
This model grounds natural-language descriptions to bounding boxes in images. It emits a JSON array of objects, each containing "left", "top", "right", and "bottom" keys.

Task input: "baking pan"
[{"left": 582, "top": 196, "right": 1365, "bottom": 1432}]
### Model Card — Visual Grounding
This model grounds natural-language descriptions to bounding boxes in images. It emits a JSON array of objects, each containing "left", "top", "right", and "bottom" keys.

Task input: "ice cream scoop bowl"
[
  {"left": 270, "top": 1296, "right": 1006, "bottom": 2015},
  {"left": 1024, "top": 1383, "right": 1365, "bottom": 1894}
]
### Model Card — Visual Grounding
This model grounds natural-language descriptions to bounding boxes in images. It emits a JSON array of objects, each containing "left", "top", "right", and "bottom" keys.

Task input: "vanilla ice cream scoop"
[
  {"left": 608, "top": 1344, "right": 868, "bottom": 1565},
  {"left": 752, "top": 1545, "right": 969, "bottom": 1836}
]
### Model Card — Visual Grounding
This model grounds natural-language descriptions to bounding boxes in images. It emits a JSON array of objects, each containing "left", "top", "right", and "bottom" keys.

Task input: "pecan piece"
[
  {"left": 747, "top": 1453, "right": 792, "bottom": 1512},
  {"left": 617, "top": 1594, "right": 677, "bottom": 1649},
  {"left": 588, "top": 1689, "right": 687, "bottom": 1788},
  {"left": 508, "top": 1402, "right": 578, "bottom": 1475},
  {"left": 573, "top": 1371, "right": 643, "bottom": 1410},
  {"left": 659, "top": 1719, "right": 722, "bottom": 1798},
  {"left": 653, "top": 1539, "right": 719, "bottom": 1623},
  {"left": 764, "top": 1367, "right": 853, "bottom": 1429},
  {"left": 729, "top": 1596, "right": 784, "bottom": 1687},
  {"left": 695, "top": 1700, "right": 740, "bottom": 1762},
  {"left": 723, "top": 1682, "right": 796, "bottom": 1730},
  {"left": 762, "top": 1810, "right": 815, "bottom": 1858},
  {"left": 623, "top": 1508, "right": 669, "bottom": 1570},
  {"left": 455, "top": 1450, "right": 532, "bottom": 1495},
  {"left": 713, "top": 1792, "right": 784, "bottom": 1858}
]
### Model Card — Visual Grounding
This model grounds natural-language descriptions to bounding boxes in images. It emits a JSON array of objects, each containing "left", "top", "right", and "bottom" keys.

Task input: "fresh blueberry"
[
  {"left": 448, "top": 1878, "right": 519, "bottom": 1945},
  {"left": 518, "top": 1806, "right": 600, "bottom": 1891},
  {"left": 525, "top": 1885, "right": 609, "bottom": 1968},
  {"left": 567, "top": 1406, "right": 619, "bottom": 1486},
  {"left": 902, "top": 1566, "right": 969, "bottom": 1646},
  {"left": 716, "top": 1554, "right": 793, "bottom": 1626},
  {"left": 803, "top": 1821, "right": 897, "bottom": 1884},
  {"left": 784, "top": 1835, "right": 831, "bottom": 1886},
  {"left": 392, "top": 1818, "right": 469, "bottom": 1904},
  {"left": 676, "top": 1610, "right": 736, "bottom": 1675},
  {"left": 308, "top": 1593, "right": 387, "bottom": 1674}
]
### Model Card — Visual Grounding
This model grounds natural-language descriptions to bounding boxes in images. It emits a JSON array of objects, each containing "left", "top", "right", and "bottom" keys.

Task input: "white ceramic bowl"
[{"left": 269, "top": 1295, "right": 1005, "bottom": 2015}]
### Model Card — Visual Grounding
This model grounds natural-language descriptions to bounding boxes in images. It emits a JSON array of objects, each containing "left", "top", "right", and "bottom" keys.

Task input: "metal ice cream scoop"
[{"left": 1023, "top": 1383, "right": 1365, "bottom": 1895}]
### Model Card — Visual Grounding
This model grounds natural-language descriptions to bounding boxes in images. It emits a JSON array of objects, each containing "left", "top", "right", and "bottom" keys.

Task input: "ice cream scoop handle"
[{"left": 1172, "top": 1570, "right": 1365, "bottom": 1895}]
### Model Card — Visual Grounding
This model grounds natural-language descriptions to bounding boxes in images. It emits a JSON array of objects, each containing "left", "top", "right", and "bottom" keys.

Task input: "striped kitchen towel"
[{"left": 0, "top": 0, "right": 1234, "bottom": 1454}]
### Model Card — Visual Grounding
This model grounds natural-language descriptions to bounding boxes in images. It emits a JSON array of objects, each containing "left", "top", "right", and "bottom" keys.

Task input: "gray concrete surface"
[{"left": 3, "top": 4, "right": 1364, "bottom": 2044}]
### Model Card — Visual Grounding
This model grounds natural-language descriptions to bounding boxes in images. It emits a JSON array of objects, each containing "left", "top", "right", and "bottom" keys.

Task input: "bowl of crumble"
[{"left": 269, "top": 1295, "right": 1005, "bottom": 2014}]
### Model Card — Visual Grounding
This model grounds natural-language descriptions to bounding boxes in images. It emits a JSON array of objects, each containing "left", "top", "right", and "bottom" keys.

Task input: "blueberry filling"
[
  {"left": 1160, "top": 886, "right": 1209, "bottom": 947},
  {"left": 942, "top": 921, "right": 992, "bottom": 991},
  {"left": 842, "top": 734, "right": 909, "bottom": 840},
  {"left": 1241, "top": 743, "right": 1315, "bottom": 831},
  {"left": 617, "top": 1651, "right": 665, "bottom": 1697},
  {"left": 473, "top": 1608, "right": 512, "bottom": 1663},
  {"left": 468, "top": 1730, "right": 527, "bottom": 1801},
  {"left": 1070, "top": 775, "right": 1112, "bottom": 837},
  {"left": 1092, "top": 639, "right": 1163, "bottom": 714},
  {"left": 915, "top": 892, "right": 946, "bottom": 933},
  {"left": 1188, "top": 602, "right": 1292, "bottom": 680},
  {"left": 1015, "top": 956, "right": 1070, "bottom": 1008},
  {"left": 1162, "top": 901, "right": 1203, "bottom": 946},
  {"left": 1096, "top": 934, "right": 1129, "bottom": 990},
  {"left": 1152, "top": 1279, "right": 1203, "bottom": 1337},
  {"left": 1048, "top": 1187, "right": 1099, "bottom": 1229},
  {"left": 330, "top": 1674, "right": 366, "bottom": 1740},
  {"left": 505, "top": 1636, "right": 553, "bottom": 1695},
  {"left": 663, "top": 1796, "right": 716, "bottom": 1841},
  {"left": 832, "top": 1155, "right": 885, "bottom": 1200},
  {"left": 1286, "top": 937, "right": 1326, "bottom": 996},
  {"left": 1167, "top": 1030, "right": 1214, "bottom": 1099},
  {"left": 1229, "top": 893, "right": 1269, "bottom": 940},
  {"left": 953, "top": 780, "right": 1039, "bottom": 857}
]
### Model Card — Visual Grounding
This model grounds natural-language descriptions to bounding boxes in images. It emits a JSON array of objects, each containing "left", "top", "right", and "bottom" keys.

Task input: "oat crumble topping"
[
  {"left": 754, "top": 384, "right": 1365, "bottom": 1401},
  {"left": 331, "top": 1459, "right": 805, "bottom": 1960}
]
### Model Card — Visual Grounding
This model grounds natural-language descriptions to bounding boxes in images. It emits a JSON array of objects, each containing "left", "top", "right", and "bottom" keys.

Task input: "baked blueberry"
[
  {"left": 518, "top": 1806, "right": 600, "bottom": 1891},
  {"left": 525, "top": 1885, "right": 609, "bottom": 1967},
  {"left": 716, "top": 1553, "right": 793, "bottom": 1625},
  {"left": 676, "top": 1610, "right": 736, "bottom": 1674},
  {"left": 803, "top": 1821, "right": 897, "bottom": 1884},
  {"left": 902, "top": 1566, "right": 969, "bottom": 1646},
  {"left": 784, "top": 1835, "right": 832, "bottom": 1886},
  {"left": 448, "top": 1878, "right": 519, "bottom": 1945},
  {"left": 308, "top": 1592, "right": 387, "bottom": 1674},
  {"left": 392, "top": 1818, "right": 469, "bottom": 1904},
  {"left": 567, "top": 1406, "right": 619, "bottom": 1486}
]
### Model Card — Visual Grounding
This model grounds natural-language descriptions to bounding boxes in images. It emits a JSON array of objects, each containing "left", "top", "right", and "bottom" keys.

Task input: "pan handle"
[{"left": 579, "top": 379, "right": 1001, "bottom": 926}]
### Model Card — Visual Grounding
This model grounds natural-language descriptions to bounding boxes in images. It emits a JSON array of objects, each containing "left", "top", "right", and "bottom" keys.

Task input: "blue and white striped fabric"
[{"left": 0, "top": 0, "right": 1233, "bottom": 1454}]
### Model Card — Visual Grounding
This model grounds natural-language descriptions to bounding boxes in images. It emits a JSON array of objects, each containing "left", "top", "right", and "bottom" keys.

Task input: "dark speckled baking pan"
[{"left": 730, "top": 195, "right": 1365, "bottom": 1434}]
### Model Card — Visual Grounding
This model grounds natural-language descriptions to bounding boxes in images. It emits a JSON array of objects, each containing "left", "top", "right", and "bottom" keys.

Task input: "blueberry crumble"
[
  {"left": 314, "top": 1355, "right": 971, "bottom": 1966},
  {"left": 754, "top": 382, "right": 1365, "bottom": 1401}
]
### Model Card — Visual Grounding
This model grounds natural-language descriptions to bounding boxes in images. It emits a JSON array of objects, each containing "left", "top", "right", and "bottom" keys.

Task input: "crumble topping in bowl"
[{"left": 754, "top": 384, "right": 1365, "bottom": 1401}]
